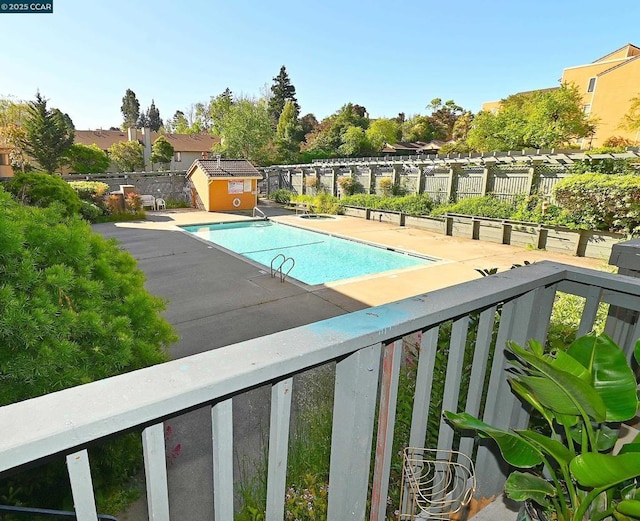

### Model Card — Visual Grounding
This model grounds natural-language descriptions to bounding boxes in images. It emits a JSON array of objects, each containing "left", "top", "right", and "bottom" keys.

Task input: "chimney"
[
  {"left": 216, "top": 154, "right": 221, "bottom": 168},
  {"left": 202, "top": 152, "right": 209, "bottom": 160},
  {"left": 127, "top": 127, "right": 137, "bottom": 142}
]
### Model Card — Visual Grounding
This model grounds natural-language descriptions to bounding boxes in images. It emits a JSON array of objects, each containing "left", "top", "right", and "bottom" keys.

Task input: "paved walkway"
[{"left": 94, "top": 204, "right": 609, "bottom": 521}]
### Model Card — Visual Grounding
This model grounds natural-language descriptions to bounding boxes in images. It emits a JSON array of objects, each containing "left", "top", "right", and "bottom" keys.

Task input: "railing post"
[
  {"left": 328, "top": 343, "right": 382, "bottom": 521},
  {"left": 66, "top": 450, "right": 98, "bottom": 521},
  {"left": 607, "top": 239, "right": 640, "bottom": 358}
]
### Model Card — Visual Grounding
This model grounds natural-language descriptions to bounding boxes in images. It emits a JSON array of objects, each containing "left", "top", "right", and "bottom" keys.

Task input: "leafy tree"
[
  {"left": 151, "top": 135, "right": 174, "bottom": 168},
  {"left": 166, "top": 110, "right": 189, "bottom": 133},
  {"left": 366, "top": 118, "right": 401, "bottom": 152},
  {"left": 467, "top": 84, "right": 595, "bottom": 151},
  {"left": 427, "top": 98, "right": 465, "bottom": 140},
  {"left": 213, "top": 97, "right": 275, "bottom": 164},
  {"left": 144, "top": 99, "right": 163, "bottom": 131},
  {"left": 268, "top": 65, "right": 299, "bottom": 125},
  {"left": 64, "top": 143, "right": 110, "bottom": 174},
  {"left": 338, "top": 126, "right": 371, "bottom": 156},
  {"left": 401, "top": 114, "right": 438, "bottom": 142},
  {"left": 7, "top": 171, "right": 81, "bottom": 216},
  {"left": 302, "top": 103, "right": 369, "bottom": 156},
  {"left": 0, "top": 186, "right": 175, "bottom": 510},
  {"left": 0, "top": 97, "right": 31, "bottom": 171},
  {"left": 17, "top": 92, "right": 75, "bottom": 173},
  {"left": 299, "top": 113, "right": 319, "bottom": 139},
  {"left": 276, "top": 100, "right": 303, "bottom": 161},
  {"left": 121, "top": 89, "right": 140, "bottom": 129},
  {"left": 108, "top": 141, "right": 144, "bottom": 172}
]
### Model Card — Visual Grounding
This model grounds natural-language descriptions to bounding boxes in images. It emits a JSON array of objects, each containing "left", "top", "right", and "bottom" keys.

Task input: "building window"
[
  {"left": 0, "top": 153, "right": 8, "bottom": 166},
  {"left": 583, "top": 104, "right": 591, "bottom": 115},
  {"left": 174, "top": 152, "right": 181, "bottom": 162},
  {"left": 587, "top": 77, "right": 596, "bottom": 93}
]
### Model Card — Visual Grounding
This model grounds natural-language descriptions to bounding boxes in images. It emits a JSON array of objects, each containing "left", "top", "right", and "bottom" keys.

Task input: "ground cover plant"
[{"left": 0, "top": 187, "right": 177, "bottom": 512}]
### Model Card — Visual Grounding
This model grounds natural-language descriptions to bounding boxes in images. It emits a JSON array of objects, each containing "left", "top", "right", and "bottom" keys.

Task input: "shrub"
[
  {"left": 7, "top": 172, "right": 81, "bottom": 216},
  {"left": 431, "top": 195, "right": 516, "bottom": 219},
  {"left": 68, "top": 180, "right": 110, "bottom": 204},
  {"left": 340, "top": 193, "right": 433, "bottom": 216},
  {"left": 377, "top": 177, "right": 394, "bottom": 196},
  {"left": 553, "top": 173, "right": 640, "bottom": 233},
  {"left": 337, "top": 175, "right": 364, "bottom": 196},
  {"left": 510, "top": 194, "right": 579, "bottom": 228},
  {"left": 80, "top": 200, "right": 105, "bottom": 222},
  {"left": 0, "top": 187, "right": 176, "bottom": 510},
  {"left": 269, "top": 189, "right": 295, "bottom": 204},
  {"left": 569, "top": 146, "right": 638, "bottom": 175},
  {"left": 125, "top": 192, "right": 142, "bottom": 213}
]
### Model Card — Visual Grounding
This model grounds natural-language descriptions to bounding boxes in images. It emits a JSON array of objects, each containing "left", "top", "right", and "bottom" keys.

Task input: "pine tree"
[
  {"left": 146, "top": 100, "right": 163, "bottom": 131},
  {"left": 268, "top": 66, "right": 299, "bottom": 126},
  {"left": 121, "top": 89, "right": 140, "bottom": 129},
  {"left": 18, "top": 92, "right": 75, "bottom": 173}
]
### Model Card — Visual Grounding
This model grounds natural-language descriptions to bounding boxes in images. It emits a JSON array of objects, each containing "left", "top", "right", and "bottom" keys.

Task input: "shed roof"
[{"left": 186, "top": 159, "right": 263, "bottom": 179}]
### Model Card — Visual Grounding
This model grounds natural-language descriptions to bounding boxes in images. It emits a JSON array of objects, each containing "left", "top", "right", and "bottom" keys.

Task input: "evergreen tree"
[
  {"left": 18, "top": 92, "right": 75, "bottom": 173},
  {"left": 146, "top": 99, "right": 163, "bottom": 131},
  {"left": 268, "top": 66, "right": 299, "bottom": 126},
  {"left": 137, "top": 112, "right": 149, "bottom": 128},
  {"left": 121, "top": 89, "right": 140, "bottom": 129}
]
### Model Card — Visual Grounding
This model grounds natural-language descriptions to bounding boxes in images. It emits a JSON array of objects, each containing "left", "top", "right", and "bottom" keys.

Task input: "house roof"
[
  {"left": 74, "top": 130, "right": 220, "bottom": 152},
  {"left": 593, "top": 43, "right": 640, "bottom": 63},
  {"left": 186, "top": 159, "right": 263, "bottom": 180}
]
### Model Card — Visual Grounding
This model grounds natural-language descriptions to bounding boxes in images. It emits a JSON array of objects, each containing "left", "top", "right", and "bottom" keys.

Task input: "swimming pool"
[{"left": 181, "top": 220, "right": 435, "bottom": 285}]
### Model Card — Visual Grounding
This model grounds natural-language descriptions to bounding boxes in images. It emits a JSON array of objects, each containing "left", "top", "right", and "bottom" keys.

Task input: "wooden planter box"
[
  {"left": 404, "top": 215, "right": 446, "bottom": 234},
  {"left": 446, "top": 214, "right": 474, "bottom": 238},
  {"left": 577, "top": 230, "right": 625, "bottom": 259},
  {"left": 343, "top": 206, "right": 368, "bottom": 219},
  {"left": 369, "top": 210, "right": 403, "bottom": 225},
  {"left": 476, "top": 219, "right": 505, "bottom": 244},
  {"left": 506, "top": 223, "right": 541, "bottom": 249},
  {"left": 541, "top": 227, "right": 581, "bottom": 255}
]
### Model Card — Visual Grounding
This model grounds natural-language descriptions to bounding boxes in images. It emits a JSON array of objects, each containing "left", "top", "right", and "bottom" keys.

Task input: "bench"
[{"left": 139, "top": 195, "right": 156, "bottom": 210}]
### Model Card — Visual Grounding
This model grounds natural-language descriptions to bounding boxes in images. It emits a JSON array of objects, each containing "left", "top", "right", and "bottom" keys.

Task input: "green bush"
[
  {"left": 7, "top": 172, "right": 81, "bottom": 216},
  {"left": 341, "top": 193, "right": 433, "bottom": 216},
  {"left": 269, "top": 189, "right": 295, "bottom": 204},
  {"left": 431, "top": 195, "right": 516, "bottom": 219},
  {"left": 80, "top": 200, "right": 105, "bottom": 222},
  {"left": 0, "top": 187, "right": 176, "bottom": 511},
  {"left": 553, "top": 173, "right": 640, "bottom": 233},
  {"left": 68, "top": 180, "right": 110, "bottom": 203},
  {"left": 337, "top": 175, "right": 364, "bottom": 196},
  {"left": 290, "top": 193, "right": 343, "bottom": 214},
  {"left": 569, "top": 146, "right": 639, "bottom": 175},
  {"left": 510, "top": 194, "right": 580, "bottom": 228}
]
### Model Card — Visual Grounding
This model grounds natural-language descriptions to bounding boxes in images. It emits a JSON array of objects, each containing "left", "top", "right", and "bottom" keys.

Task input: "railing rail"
[{"left": 1, "top": 262, "right": 640, "bottom": 520}]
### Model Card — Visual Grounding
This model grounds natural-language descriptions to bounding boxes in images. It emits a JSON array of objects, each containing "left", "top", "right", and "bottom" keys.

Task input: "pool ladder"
[{"left": 271, "top": 253, "right": 295, "bottom": 283}]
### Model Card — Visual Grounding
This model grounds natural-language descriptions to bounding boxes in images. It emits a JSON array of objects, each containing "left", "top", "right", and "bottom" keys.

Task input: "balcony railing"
[{"left": 1, "top": 261, "right": 639, "bottom": 521}]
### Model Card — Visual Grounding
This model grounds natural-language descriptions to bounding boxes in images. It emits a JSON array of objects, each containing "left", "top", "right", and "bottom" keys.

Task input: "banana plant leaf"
[
  {"left": 568, "top": 423, "right": 619, "bottom": 452},
  {"left": 615, "top": 499, "right": 640, "bottom": 518},
  {"left": 566, "top": 334, "right": 638, "bottom": 422},
  {"left": 517, "top": 430, "right": 572, "bottom": 466},
  {"left": 570, "top": 452, "right": 640, "bottom": 488},
  {"left": 504, "top": 471, "right": 556, "bottom": 508},
  {"left": 508, "top": 342, "right": 607, "bottom": 422},
  {"left": 443, "top": 411, "right": 542, "bottom": 467}
]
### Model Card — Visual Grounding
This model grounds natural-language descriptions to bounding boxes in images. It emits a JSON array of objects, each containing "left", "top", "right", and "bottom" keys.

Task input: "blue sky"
[{"left": 2, "top": 0, "right": 639, "bottom": 130}]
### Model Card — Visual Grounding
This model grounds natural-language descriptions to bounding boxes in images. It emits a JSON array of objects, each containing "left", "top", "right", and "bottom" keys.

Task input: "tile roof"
[
  {"left": 186, "top": 159, "right": 263, "bottom": 179},
  {"left": 74, "top": 130, "right": 220, "bottom": 152}
]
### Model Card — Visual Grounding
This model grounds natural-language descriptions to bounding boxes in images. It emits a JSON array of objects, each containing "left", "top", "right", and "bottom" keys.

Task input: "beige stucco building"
[{"left": 482, "top": 43, "right": 640, "bottom": 148}]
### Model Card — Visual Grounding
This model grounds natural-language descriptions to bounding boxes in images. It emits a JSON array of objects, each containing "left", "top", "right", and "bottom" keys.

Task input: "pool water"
[{"left": 181, "top": 220, "right": 435, "bottom": 285}]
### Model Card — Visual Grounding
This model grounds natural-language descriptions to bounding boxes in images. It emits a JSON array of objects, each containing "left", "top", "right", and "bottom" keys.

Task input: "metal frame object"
[{"left": 400, "top": 448, "right": 476, "bottom": 520}]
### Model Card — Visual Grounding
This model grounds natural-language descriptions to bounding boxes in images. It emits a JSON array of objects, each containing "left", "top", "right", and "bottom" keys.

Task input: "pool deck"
[
  {"left": 97, "top": 205, "right": 611, "bottom": 521},
  {"left": 117, "top": 206, "right": 608, "bottom": 311}
]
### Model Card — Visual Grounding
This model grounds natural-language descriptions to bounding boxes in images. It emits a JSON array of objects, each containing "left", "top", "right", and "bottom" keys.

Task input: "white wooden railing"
[{"left": 1, "top": 261, "right": 639, "bottom": 520}]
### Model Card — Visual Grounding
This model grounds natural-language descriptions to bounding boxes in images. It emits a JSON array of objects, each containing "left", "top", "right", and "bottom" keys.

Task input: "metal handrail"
[
  {"left": 270, "top": 253, "right": 295, "bottom": 282},
  {"left": 253, "top": 207, "right": 266, "bottom": 219},
  {"left": 0, "top": 504, "right": 118, "bottom": 520}
]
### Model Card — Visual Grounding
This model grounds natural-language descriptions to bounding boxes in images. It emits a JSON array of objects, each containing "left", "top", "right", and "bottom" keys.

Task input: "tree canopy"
[
  {"left": 64, "top": 143, "right": 110, "bottom": 174},
  {"left": 466, "top": 84, "right": 595, "bottom": 151},
  {"left": 17, "top": 92, "right": 75, "bottom": 174},
  {"left": 140, "top": 99, "right": 163, "bottom": 131},
  {"left": 121, "top": 89, "right": 140, "bottom": 129},
  {"left": 151, "top": 135, "right": 174, "bottom": 167},
  {"left": 108, "top": 140, "right": 144, "bottom": 172}
]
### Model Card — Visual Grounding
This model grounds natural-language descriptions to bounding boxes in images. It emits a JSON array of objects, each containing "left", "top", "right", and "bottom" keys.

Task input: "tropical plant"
[{"left": 445, "top": 333, "right": 640, "bottom": 521}]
